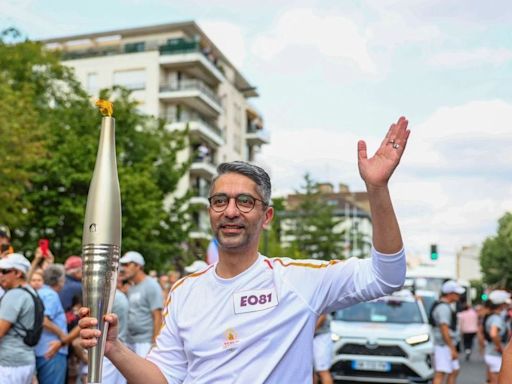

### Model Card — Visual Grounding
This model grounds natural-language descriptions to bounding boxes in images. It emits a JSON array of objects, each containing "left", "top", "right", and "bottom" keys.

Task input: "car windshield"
[{"left": 333, "top": 299, "right": 424, "bottom": 324}]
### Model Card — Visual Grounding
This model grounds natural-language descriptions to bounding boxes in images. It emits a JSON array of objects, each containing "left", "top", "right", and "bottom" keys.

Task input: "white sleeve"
[
  {"left": 146, "top": 293, "right": 187, "bottom": 383},
  {"left": 281, "top": 247, "right": 406, "bottom": 314}
]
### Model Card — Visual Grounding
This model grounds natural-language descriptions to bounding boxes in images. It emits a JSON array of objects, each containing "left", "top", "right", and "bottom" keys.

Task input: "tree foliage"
[
  {"left": 480, "top": 212, "right": 512, "bottom": 289},
  {"left": 284, "top": 174, "right": 347, "bottom": 260},
  {"left": 0, "top": 30, "right": 193, "bottom": 271}
]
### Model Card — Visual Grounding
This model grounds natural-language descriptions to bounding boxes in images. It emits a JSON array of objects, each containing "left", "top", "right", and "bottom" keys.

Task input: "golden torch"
[{"left": 82, "top": 100, "right": 121, "bottom": 383}]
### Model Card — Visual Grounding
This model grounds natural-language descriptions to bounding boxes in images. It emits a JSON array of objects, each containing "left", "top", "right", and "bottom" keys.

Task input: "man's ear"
[{"left": 262, "top": 206, "right": 274, "bottom": 229}]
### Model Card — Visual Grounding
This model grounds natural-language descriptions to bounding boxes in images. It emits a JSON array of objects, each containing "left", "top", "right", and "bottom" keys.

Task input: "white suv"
[{"left": 330, "top": 291, "right": 434, "bottom": 383}]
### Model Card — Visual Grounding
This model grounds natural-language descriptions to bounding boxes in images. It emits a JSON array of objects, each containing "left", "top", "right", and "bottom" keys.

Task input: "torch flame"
[{"left": 96, "top": 99, "right": 113, "bottom": 117}]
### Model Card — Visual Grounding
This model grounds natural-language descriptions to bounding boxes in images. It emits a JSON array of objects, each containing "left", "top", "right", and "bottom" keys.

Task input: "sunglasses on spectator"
[{"left": 0, "top": 269, "right": 15, "bottom": 275}]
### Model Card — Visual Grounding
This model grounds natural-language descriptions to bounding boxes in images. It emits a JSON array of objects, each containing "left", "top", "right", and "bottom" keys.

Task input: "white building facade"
[{"left": 42, "top": 21, "right": 269, "bottom": 238}]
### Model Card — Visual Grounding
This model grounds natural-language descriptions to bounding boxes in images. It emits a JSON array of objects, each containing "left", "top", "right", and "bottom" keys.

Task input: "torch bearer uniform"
[{"left": 147, "top": 247, "right": 406, "bottom": 384}]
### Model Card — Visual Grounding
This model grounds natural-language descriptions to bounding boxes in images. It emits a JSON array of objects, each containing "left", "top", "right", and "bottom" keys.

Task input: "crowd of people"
[
  {"left": 1, "top": 117, "right": 512, "bottom": 384},
  {"left": 428, "top": 280, "right": 512, "bottom": 384},
  {"left": 0, "top": 223, "right": 187, "bottom": 384}
]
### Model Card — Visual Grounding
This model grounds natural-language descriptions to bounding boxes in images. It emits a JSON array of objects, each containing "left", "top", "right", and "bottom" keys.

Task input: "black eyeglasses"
[
  {"left": 0, "top": 269, "right": 15, "bottom": 275},
  {"left": 208, "top": 193, "right": 267, "bottom": 213}
]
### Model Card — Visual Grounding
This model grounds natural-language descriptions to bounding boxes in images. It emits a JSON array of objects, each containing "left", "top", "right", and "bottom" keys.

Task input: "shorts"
[
  {"left": 313, "top": 333, "right": 333, "bottom": 372},
  {"left": 484, "top": 354, "right": 502, "bottom": 373},
  {"left": 0, "top": 364, "right": 35, "bottom": 384},
  {"left": 434, "top": 345, "right": 460, "bottom": 373}
]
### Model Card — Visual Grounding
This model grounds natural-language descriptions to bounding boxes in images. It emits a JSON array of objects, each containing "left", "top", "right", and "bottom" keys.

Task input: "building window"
[
  {"left": 86, "top": 72, "right": 98, "bottom": 94},
  {"left": 124, "top": 41, "right": 145, "bottom": 53},
  {"left": 113, "top": 69, "right": 146, "bottom": 91}
]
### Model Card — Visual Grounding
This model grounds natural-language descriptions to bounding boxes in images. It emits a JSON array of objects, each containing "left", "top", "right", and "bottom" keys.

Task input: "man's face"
[
  {"left": 0, "top": 268, "right": 21, "bottom": 290},
  {"left": 209, "top": 173, "right": 273, "bottom": 252},
  {"left": 121, "top": 262, "right": 139, "bottom": 281}
]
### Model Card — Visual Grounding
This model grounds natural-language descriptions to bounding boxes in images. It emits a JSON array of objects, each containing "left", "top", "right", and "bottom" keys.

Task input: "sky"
[{"left": 2, "top": 0, "right": 512, "bottom": 262}]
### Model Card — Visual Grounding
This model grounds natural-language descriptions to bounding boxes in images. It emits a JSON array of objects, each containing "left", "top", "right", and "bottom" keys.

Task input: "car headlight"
[
  {"left": 405, "top": 334, "right": 430, "bottom": 345},
  {"left": 331, "top": 333, "right": 341, "bottom": 342}
]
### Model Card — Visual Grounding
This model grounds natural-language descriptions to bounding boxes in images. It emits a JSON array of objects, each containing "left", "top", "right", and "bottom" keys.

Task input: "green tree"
[
  {"left": 0, "top": 30, "right": 193, "bottom": 271},
  {"left": 480, "top": 212, "right": 512, "bottom": 289},
  {"left": 285, "top": 174, "right": 346, "bottom": 260},
  {"left": 259, "top": 197, "right": 285, "bottom": 257}
]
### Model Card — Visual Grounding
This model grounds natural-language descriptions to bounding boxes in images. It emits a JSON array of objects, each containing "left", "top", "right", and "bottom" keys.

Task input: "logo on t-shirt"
[
  {"left": 233, "top": 287, "right": 278, "bottom": 314},
  {"left": 223, "top": 328, "right": 240, "bottom": 350}
]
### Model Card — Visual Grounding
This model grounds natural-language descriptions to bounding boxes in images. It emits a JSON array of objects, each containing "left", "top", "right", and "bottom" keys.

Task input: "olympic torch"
[{"left": 82, "top": 100, "right": 121, "bottom": 384}]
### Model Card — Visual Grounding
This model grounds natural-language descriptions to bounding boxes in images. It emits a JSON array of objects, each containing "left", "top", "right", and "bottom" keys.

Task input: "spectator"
[
  {"left": 458, "top": 303, "right": 479, "bottom": 361},
  {"left": 0, "top": 253, "right": 37, "bottom": 383},
  {"left": 119, "top": 251, "right": 163, "bottom": 357},
  {"left": 158, "top": 274, "right": 170, "bottom": 298},
  {"left": 484, "top": 290, "right": 511, "bottom": 384},
  {"left": 313, "top": 314, "right": 333, "bottom": 384},
  {"left": 35, "top": 264, "right": 68, "bottom": 384},
  {"left": 30, "top": 269, "right": 45, "bottom": 291},
  {"left": 168, "top": 270, "right": 181, "bottom": 287},
  {"left": 59, "top": 256, "right": 83, "bottom": 330},
  {"left": 184, "top": 260, "right": 208, "bottom": 275},
  {"left": 431, "top": 280, "right": 465, "bottom": 384}
]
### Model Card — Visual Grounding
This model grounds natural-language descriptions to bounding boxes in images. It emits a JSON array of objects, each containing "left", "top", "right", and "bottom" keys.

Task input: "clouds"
[
  {"left": 261, "top": 99, "right": 512, "bottom": 255},
  {"left": 428, "top": 48, "right": 512, "bottom": 69},
  {"left": 252, "top": 8, "right": 377, "bottom": 75}
]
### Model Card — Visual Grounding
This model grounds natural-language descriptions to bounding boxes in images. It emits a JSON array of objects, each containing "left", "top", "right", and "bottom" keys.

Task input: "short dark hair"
[{"left": 210, "top": 161, "right": 271, "bottom": 204}]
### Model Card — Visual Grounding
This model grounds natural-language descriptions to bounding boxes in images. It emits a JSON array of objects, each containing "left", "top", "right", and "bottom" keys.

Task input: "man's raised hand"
[{"left": 358, "top": 116, "right": 410, "bottom": 188}]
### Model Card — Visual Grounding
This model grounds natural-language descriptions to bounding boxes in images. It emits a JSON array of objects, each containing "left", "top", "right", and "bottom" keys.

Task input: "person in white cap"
[
  {"left": 431, "top": 280, "right": 465, "bottom": 384},
  {"left": 483, "top": 290, "right": 511, "bottom": 384},
  {"left": 184, "top": 260, "right": 208, "bottom": 275},
  {"left": 79, "top": 117, "right": 410, "bottom": 384},
  {"left": 119, "top": 251, "right": 163, "bottom": 358},
  {"left": 0, "top": 253, "right": 38, "bottom": 383}
]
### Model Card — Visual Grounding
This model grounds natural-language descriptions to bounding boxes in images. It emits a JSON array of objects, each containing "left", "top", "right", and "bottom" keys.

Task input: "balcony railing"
[
  {"left": 60, "top": 38, "right": 223, "bottom": 74},
  {"left": 162, "top": 111, "right": 222, "bottom": 139},
  {"left": 159, "top": 80, "right": 221, "bottom": 106}
]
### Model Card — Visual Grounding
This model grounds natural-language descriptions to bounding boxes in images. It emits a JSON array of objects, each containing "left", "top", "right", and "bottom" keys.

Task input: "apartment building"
[{"left": 42, "top": 21, "right": 269, "bottom": 238}]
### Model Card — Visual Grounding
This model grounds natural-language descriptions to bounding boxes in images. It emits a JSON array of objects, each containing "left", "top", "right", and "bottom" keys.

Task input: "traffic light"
[{"left": 430, "top": 244, "right": 438, "bottom": 260}]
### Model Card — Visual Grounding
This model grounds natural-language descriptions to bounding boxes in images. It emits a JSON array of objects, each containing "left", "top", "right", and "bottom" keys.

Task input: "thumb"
[{"left": 357, "top": 140, "right": 367, "bottom": 161}]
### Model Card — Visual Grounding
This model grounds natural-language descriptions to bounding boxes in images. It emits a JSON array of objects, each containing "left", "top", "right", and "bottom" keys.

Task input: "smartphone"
[{"left": 39, "top": 239, "right": 49, "bottom": 258}]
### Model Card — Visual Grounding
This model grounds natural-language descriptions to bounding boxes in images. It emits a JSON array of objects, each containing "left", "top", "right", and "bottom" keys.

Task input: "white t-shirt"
[{"left": 147, "top": 248, "right": 406, "bottom": 383}]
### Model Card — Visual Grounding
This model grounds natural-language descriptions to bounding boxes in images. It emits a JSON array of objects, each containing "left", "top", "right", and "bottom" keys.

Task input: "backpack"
[
  {"left": 12, "top": 287, "right": 45, "bottom": 347},
  {"left": 483, "top": 313, "right": 509, "bottom": 344},
  {"left": 429, "top": 301, "right": 457, "bottom": 331}
]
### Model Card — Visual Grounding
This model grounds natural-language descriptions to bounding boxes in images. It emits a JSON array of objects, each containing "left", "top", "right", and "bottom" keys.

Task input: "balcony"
[
  {"left": 164, "top": 113, "right": 223, "bottom": 147},
  {"left": 190, "top": 158, "right": 217, "bottom": 179},
  {"left": 159, "top": 41, "right": 224, "bottom": 85},
  {"left": 246, "top": 124, "right": 270, "bottom": 145},
  {"left": 160, "top": 80, "right": 222, "bottom": 117}
]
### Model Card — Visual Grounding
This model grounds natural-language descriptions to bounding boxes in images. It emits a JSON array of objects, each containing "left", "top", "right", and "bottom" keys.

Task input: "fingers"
[
  {"left": 380, "top": 116, "right": 410, "bottom": 153},
  {"left": 357, "top": 140, "right": 367, "bottom": 161}
]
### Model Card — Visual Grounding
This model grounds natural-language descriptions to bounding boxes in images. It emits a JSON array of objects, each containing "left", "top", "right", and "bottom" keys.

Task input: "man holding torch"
[{"left": 80, "top": 117, "right": 410, "bottom": 383}]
